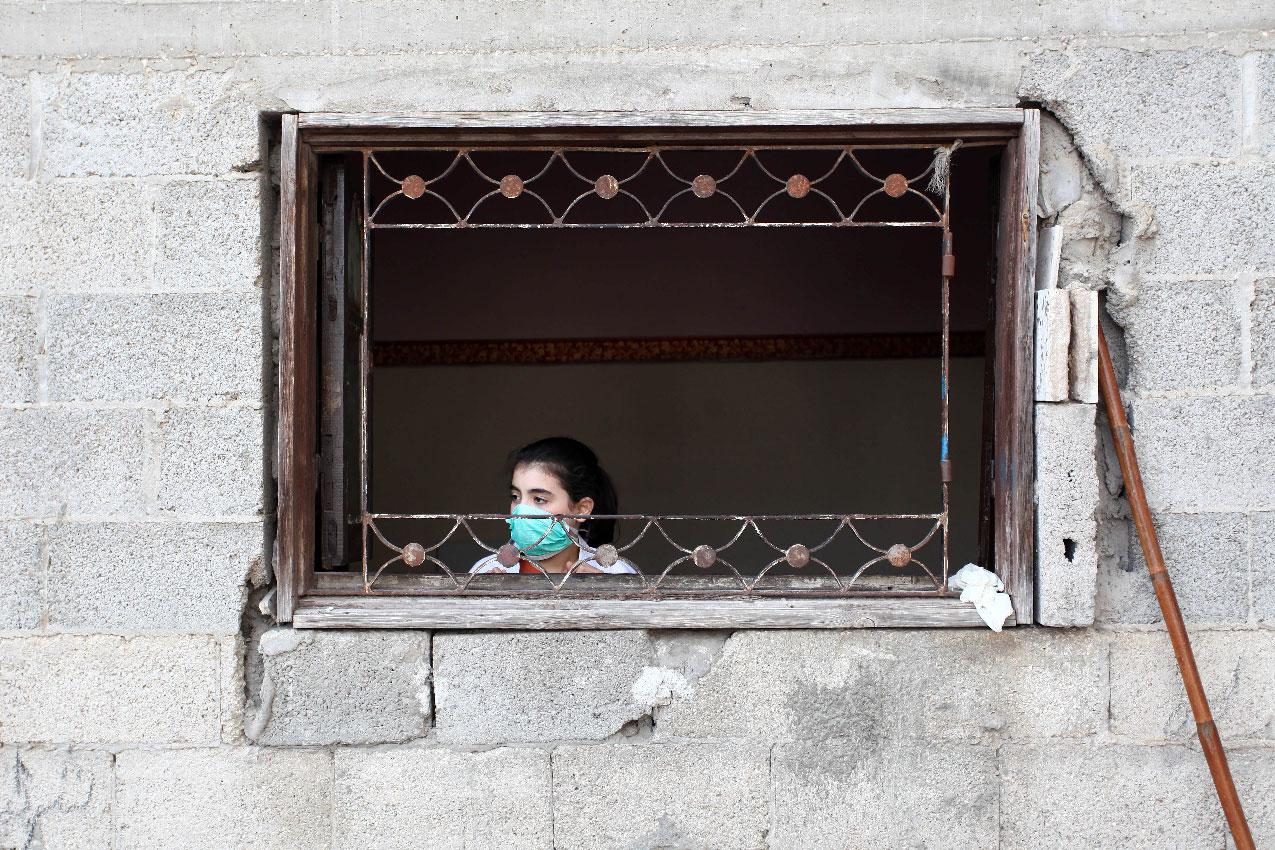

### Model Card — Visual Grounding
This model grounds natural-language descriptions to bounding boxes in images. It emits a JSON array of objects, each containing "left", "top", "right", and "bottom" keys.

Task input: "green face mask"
[{"left": 507, "top": 503, "right": 576, "bottom": 557}]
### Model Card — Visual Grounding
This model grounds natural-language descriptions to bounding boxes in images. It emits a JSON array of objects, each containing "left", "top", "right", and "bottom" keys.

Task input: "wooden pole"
[{"left": 1096, "top": 324, "right": 1255, "bottom": 850}]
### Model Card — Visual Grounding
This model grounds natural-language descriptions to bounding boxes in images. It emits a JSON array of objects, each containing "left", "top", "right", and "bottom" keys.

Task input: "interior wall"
[{"left": 372, "top": 357, "right": 985, "bottom": 574}]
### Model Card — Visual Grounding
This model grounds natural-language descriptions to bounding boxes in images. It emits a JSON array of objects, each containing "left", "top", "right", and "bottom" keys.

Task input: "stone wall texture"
[{"left": 0, "top": 2, "right": 1272, "bottom": 848}]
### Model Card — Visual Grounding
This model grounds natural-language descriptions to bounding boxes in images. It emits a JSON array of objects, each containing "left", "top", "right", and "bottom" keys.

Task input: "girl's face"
[{"left": 509, "top": 463, "right": 594, "bottom": 519}]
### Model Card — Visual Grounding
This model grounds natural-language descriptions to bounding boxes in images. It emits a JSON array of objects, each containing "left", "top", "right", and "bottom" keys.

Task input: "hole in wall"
[{"left": 1063, "top": 538, "right": 1077, "bottom": 562}]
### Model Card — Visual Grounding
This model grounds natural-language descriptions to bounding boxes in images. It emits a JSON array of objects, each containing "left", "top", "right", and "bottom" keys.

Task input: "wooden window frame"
[{"left": 276, "top": 109, "right": 1038, "bottom": 629}]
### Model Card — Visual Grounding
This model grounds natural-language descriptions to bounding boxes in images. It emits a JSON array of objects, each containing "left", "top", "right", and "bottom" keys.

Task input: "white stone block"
[
  {"left": 552, "top": 743, "right": 770, "bottom": 850},
  {"left": 1020, "top": 47, "right": 1242, "bottom": 159},
  {"left": 39, "top": 71, "right": 259, "bottom": 177},
  {"left": 153, "top": 178, "right": 262, "bottom": 292},
  {"left": 250, "top": 629, "right": 430, "bottom": 745},
  {"left": 0, "top": 635, "right": 220, "bottom": 744},
  {"left": 153, "top": 406, "right": 264, "bottom": 516},
  {"left": 0, "top": 295, "right": 37, "bottom": 403},
  {"left": 1230, "top": 748, "right": 1275, "bottom": 850},
  {"left": 116, "top": 748, "right": 332, "bottom": 850},
  {"left": 46, "top": 293, "right": 262, "bottom": 403},
  {"left": 1001, "top": 743, "right": 1223, "bottom": 849},
  {"left": 1113, "top": 279, "right": 1244, "bottom": 393},
  {"left": 433, "top": 630, "right": 655, "bottom": 743},
  {"left": 772, "top": 741, "right": 999, "bottom": 849},
  {"left": 334, "top": 747, "right": 552, "bottom": 850},
  {"left": 0, "top": 748, "right": 113, "bottom": 850},
  {"left": 1128, "top": 395, "right": 1275, "bottom": 512},
  {"left": 0, "top": 407, "right": 145, "bottom": 518},
  {"left": 0, "top": 75, "right": 27, "bottom": 178},
  {"left": 654, "top": 630, "right": 1106, "bottom": 742},
  {"left": 1035, "top": 289, "right": 1071, "bottom": 401},
  {"left": 46, "top": 521, "right": 262, "bottom": 633},
  {"left": 1111, "top": 631, "right": 1275, "bottom": 742},
  {"left": 1034, "top": 402, "right": 1098, "bottom": 626},
  {"left": 1134, "top": 160, "right": 1275, "bottom": 277},
  {"left": 1253, "top": 511, "right": 1275, "bottom": 626},
  {"left": 1254, "top": 277, "right": 1275, "bottom": 389},
  {"left": 1099, "top": 511, "right": 1249, "bottom": 625},
  {"left": 1069, "top": 289, "right": 1098, "bottom": 402},
  {"left": 0, "top": 522, "right": 42, "bottom": 630}
]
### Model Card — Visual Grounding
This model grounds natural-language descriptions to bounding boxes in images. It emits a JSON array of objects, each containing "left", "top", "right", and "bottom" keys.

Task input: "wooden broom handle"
[{"left": 1096, "top": 324, "right": 1254, "bottom": 850}]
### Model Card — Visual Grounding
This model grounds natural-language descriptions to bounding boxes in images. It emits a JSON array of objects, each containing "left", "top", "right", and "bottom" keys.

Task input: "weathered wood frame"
[{"left": 276, "top": 109, "right": 1038, "bottom": 629}]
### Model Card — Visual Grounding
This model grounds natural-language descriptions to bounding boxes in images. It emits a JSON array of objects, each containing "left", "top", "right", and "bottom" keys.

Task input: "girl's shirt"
[{"left": 468, "top": 542, "right": 638, "bottom": 575}]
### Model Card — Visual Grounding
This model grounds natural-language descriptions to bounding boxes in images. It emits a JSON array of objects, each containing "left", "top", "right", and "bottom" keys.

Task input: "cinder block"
[
  {"left": 771, "top": 741, "right": 998, "bottom": 850},
  {"left": 0, "top": 407, "right": 145, "bottom": 518},
  {"left": 46, "top": 293, "right": 262, "bottom": 402},
  {"left": 0, "top": 181, "right": 152, "bottom": 292},
  {"left": 0, "top": 748, "right": 113, "bottom": 850},
  {"left": 250, "top": 629, "right": 430, "bottom": 746},
  {"left": 1035, "top": 402, "right": 1099, "bottom": 626},
  {"left": 153, "top": 178, "right": 262, "bottom": 292},
  {"left": 654, "top": 630, "right": 1106, "bottom": 743},
  {"left": 1111, "top": 631, "right": 1275, "bottom": 742},
  {"left": 1251, "top": 512, "right": 1275, "bottom": 625},
  {"left": 1129, "top": 395, "right": 1275, "bottom": 512},
  {"left": 1231, "top": 748, "right": 1275, "bottom": 849},
  {"left": 1020, "top": 48, "right": 1241, "bottom": 159},
  {"left": 433, "top": 630, "right": 655, "bottom": 743},
  {"left": 0, "top": 522, "right": 42, "bottom": 630},
  {"left": 552, "top": 743, "right": 769, "bottom": 850},
  {"left": 1069, "top": 289, "right": 1099, "bottom": 402},
  {"left": 0, "top": 635, "right": 220, "bottom": 744},
  {"left": 0, "top": 75, "right": 26, "bottom": 178},
  {"left": 46, "top": 521, "right": 262, "bottom": 633},
  {"left": 1113, "top": 279, "right": 1243, "bottom": 392},
  {"left": 334, "top": 747, "right": 552, "bottom": 850},
  {"left": 1000, "top": 743, "right": 1223, "bottom": 849},
  {"left": 116, "top": 748, "right": 332, "bottom": 850},
  {"left": 1098, "top": 511, "right": 1249, "bottom": 625},
  {"left": 153, "top": 406, "right": 264, "bottom": 516},
  {"left": 1256, "top": 52, "right": 1275, "bottom": 155},
  {"left": 1134, "top": 160, "right": 1275, "bottom": 277},
  {"left": 0, "top": 294, "right": 37, "bottom": 404},
  {"left": 1035, "top": 290, "right": 1071, "bottom": 401},
  {"left": 1254, "top": 278, "right": 1275, "bottom": 388},
  {"left": 39, "top": 71, "right": 259, "bottom": 177}
]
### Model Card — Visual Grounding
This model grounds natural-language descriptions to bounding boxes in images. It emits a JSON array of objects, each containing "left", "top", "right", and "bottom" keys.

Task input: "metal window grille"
[{"left": 354, "top": 141, "right": 966, "bottom": 598}]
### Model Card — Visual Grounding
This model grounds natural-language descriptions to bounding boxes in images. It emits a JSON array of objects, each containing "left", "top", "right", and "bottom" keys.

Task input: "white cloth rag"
[{"left": 949, "top": 563, "right": 1014, "bottom": 631}]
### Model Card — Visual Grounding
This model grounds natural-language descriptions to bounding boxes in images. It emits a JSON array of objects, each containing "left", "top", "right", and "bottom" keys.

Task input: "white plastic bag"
[{"left": 948, "top": 563, "right": 1014, "bottom": 631}]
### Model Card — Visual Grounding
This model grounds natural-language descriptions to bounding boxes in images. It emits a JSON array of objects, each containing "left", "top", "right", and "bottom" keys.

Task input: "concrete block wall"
[{"left": 0, "top": 3, "right": 1273, "bottom": 848}]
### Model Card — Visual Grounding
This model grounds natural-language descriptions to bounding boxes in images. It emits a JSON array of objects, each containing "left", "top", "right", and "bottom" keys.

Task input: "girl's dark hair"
[{"left": 507, "top": 436, "right": 619, "bottom": 546}]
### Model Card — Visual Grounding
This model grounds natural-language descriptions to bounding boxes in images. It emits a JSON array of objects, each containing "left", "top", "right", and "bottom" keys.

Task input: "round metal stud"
[
  {"left": 496, "top": 543, "right": 521, "bottom": 567},
  {"left": 785, "top": 543, "right": 811, "bottom": 569},
  {"left": 594, "top": 543, "right": 619, "bottom": 567},
  {"left": 691, "top": 174, "right": 717, "bottom": 198},
  {"left": 692, "top": 544, "right": 717, "bottom": 569},
  {"left": 595, "top": 174, "right": 620, "bottom": 199},
  {"left": 886, "top": 543, "right": 912, "bottom": 568},
  {"left": 786, "top": 174, "right": 811, "bottom": 199},
  {"left": 883, "top": 173, "right": 909, "bottom": 198},
  {"left": 401, "top": 175, "right": 427, "bottom": 200},
  {"left": 499, "top": 174, "right": 524, "bottom": 198},
  {"left": 401, "top": 542, "right": 425, "bottom": 567}
]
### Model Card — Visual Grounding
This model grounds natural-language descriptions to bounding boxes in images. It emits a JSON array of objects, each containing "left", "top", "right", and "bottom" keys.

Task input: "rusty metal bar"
[{"left": 1097, "top": 324, "right": 1255, "bottom": 850}]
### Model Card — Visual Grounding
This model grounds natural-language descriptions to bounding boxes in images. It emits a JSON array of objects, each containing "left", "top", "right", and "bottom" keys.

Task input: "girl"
[{"left": 471, "top": 436, "right": 638, "bottom": 575}]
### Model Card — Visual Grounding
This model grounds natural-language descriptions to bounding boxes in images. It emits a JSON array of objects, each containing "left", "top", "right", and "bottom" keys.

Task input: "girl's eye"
[{"left": 534, "top": 496, "right": 548, "bottom": 504}]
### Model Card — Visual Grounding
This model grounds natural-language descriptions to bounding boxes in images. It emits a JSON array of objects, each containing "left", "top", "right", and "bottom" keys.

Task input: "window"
[{"left": 276, "top": 110, "right": 1038, "bottom": 629}]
